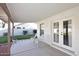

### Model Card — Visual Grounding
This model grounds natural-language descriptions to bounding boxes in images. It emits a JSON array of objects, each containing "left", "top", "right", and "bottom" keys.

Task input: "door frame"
[{"left": 51, "top": 19, "right": 73, "bottom": 50}]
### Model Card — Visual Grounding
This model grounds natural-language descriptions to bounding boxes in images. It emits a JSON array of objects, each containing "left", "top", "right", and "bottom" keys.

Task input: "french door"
[{"left": 52, "top": 19, "right": 72, "bottom": 47}]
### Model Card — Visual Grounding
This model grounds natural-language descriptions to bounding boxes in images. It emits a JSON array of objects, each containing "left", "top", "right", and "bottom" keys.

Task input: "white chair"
[{"left": 32, "top": 34, "right": 39, "bottom": 47}]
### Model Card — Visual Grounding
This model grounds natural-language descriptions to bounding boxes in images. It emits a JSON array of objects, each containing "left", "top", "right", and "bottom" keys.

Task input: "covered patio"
[
  {"left": 0, "top": 3, "right": 79, "bottom": 56},
  {"left": 11, "top": 39, "right": 69, "bottom": 56}
]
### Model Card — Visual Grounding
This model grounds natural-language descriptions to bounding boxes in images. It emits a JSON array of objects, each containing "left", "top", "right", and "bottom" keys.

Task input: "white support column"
[
  {"left": 8, "top": 18, "right": 11, "bottom": 44},
  {"left": 12, "top": 21, "right": 14, "bottom": 40}
]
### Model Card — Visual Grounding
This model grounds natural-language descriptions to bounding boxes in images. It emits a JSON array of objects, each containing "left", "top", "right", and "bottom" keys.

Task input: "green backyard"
[{"left": 0, "top": 35, "right": 33, "bottom": 44}]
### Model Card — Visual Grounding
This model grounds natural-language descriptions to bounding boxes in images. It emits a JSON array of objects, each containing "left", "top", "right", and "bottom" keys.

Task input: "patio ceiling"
[{"left": 6, "top": 3, "right": 79, "bottom": 23}]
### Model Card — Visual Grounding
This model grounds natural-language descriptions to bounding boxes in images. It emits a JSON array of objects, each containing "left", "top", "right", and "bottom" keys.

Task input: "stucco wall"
[{"left": 37, "top": 6, "right": 79, "bottom": 55}]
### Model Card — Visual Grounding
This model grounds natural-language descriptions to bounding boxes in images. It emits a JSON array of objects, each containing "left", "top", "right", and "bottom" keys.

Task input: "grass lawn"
[
  {"left": 0, "top": 35, "right": 34, "bottom": 44},
  {"left": 15, "top": 35, "right": 33, "bottom": 40},
  {"left": 0, "top": 36, "right": 8, "bottom": 44}
]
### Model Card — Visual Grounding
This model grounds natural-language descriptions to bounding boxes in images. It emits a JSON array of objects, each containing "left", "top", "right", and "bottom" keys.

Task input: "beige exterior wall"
[{"left": 37, "top": 6, "right": 79, "bottom": 56}]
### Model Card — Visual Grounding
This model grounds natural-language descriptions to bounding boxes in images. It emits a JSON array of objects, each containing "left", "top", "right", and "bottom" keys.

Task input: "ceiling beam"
[{"left": 0, "top": 3, "right": 13, "bottom": 22}]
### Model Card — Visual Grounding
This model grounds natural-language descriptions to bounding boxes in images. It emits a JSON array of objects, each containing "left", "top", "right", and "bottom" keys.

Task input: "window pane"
[
  {"left": 63, "top": 20, "right": 72, "bottom": 47},
  {"left": 53, "top": 22, "right": 59, "bottom": 43},
  {"left": 17, "top": 27, "right": 21, "bottom": 29},
  {"left": 40, "top": 23, "right": 44, "bottom": 36}
]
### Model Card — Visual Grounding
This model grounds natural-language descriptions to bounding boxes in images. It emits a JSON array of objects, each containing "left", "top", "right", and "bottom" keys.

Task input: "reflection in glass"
[
  {"left": 40, "top": 23, "right": 44, "bottom": 36},
  {"left": 53, "top": 22, "right": 59, "bottom": 43},
  {"left": 63, "top": 20, "right": 72, "bottom": 47}
]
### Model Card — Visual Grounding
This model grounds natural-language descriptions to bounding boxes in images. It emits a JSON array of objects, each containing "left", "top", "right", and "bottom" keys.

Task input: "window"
[
  {"left": 23, "top": 27, "right": 25, "bottom": 29},
  {"left": 17, "top": 27, "right": 21, "bottom": 29},
  {"left": 40, "top": 23, "right": 44, "bottom": 36}
]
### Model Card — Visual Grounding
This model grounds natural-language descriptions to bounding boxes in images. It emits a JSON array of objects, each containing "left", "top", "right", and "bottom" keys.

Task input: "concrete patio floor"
[{"left": 11, "top": 39, "right": 70, "bottom": 56}]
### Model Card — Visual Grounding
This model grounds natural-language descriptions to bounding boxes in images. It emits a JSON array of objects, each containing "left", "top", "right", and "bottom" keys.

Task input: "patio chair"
[{"left": 32, "top": 34, "right": 39, "bottom": 47}]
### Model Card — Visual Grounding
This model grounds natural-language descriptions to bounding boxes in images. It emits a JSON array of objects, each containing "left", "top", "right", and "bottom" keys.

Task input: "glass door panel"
[
  {"left": 63, "top": 20, "right": 72, "bottom": 47},
  {"left": 53, "top": 22, "right": 59, "bottom": 43}
]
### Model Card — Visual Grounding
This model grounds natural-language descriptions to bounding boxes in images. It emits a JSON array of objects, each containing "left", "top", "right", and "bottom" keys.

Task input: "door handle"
[{"left": 61, "top": 32, "right": 63, "bottom": 35}]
